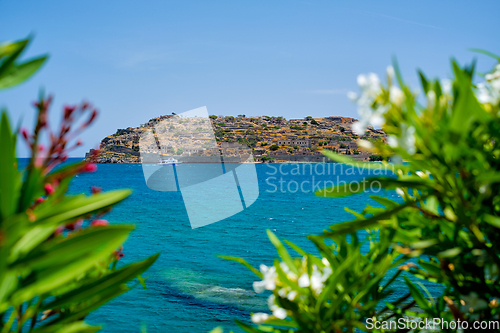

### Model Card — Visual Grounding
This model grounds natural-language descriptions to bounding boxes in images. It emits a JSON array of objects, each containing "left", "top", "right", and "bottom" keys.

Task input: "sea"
[{"left": 28, "top": 159, "right": 437, "bottom": 332}]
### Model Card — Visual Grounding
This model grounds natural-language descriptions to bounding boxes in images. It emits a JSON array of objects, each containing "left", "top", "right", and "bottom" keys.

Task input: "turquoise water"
[{"left": 50, "top": 160, "right": 427, "bottom": 332}]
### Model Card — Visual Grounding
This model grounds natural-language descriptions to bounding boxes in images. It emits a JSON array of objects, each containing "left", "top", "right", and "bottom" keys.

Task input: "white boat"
[{"left": 157, "top": 157, "right": 182, "bottom": 166}]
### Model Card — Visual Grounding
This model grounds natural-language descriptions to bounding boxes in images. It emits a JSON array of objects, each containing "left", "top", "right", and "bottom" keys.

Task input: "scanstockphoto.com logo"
[{"left": 139, "top": 107, "right": 259, "bottom": 229}]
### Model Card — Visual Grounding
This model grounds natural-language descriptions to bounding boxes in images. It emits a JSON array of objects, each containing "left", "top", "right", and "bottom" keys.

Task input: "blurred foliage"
[
  {"left": 217, "top": 52, "right": 500, "bottom": 332},
  {"left": 0, "top": 36, "right": 158, "bottom": 332}
]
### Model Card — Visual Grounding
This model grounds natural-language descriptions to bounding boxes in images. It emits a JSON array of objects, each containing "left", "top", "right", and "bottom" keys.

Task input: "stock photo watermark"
[
  {"left": 264, "top": 162, "right": 394, "bottom": 195},
  {"left": 139, "top": 106, "right": 259, "bottom": 229},
  {"left": 138, "top": 107, "right": 396, "bottom": 227},
  {"left": 366, "top": 317, "right": 500, "bottom": 331}
]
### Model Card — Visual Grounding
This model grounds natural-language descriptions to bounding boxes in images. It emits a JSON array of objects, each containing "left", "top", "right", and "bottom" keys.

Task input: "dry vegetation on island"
[{"left": 85, "top": 115, "right": 386, "bottom": 163}]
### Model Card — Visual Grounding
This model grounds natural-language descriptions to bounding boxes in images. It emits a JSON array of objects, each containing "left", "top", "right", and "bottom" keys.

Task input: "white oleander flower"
[
  {"left": 251, "top": 312, "right": 269, "bottom": 323},
  {"left": 273, "top": 307, "right": 287, "bottom": 319},
  {"left": 296, "top": 265, "right": 332, "bottom": 295},
  {"left": 441, "top": 79, "right": 452, "bottom": 96},
  {"left": 253, "top": 264, "right": 277, "bottom": 293},
  {"left": 395, "top": 188, "right": 405, "bottom": 198},
  {"left": 312, "top": 265, "right": 332, "bottom": 294},
  {"left": 277, "top": 287, "right": 298, "bottom": 301},
  {"left": 387, "top": 65, "right": 395, "bottom": 80},
  {"left": 476, "top": 65, "right": 500, "bottom": 106},
  {"left": 351, "top": 104, "right": 388, "bottom": 135},
  {"left": 358, "top": 73, "right": 382, "bottom": 96},
  {"left": 427, "top": 91, "right": 436, "bottom": 111},
  {"left": 485, "top": 64, "right": 500, "bottom": 81},
  {"left": 310, "top": 270, "right": 323, "bottom": 294},
  {"left": 268, "top": 294, "right": 276, "bottom": 308},
  {"left": 461, "top": 292, "right": 488, "bottom": 312},
  {"left": 287, "top": 290, "right": 298, "bottom": 301},
  {"left": 280, "top": 261, "right": 297, "bottom": 281},
  {"left": 387, "top": 124, "right": 416, "bottom": 155},
  {"left": 267, "top": 295, "right": 288, "bottom": 319},
  {"left": 349, "top": 72, "right": 388, "bottom": 135},
  {"left": 415, "top": 171, "right": 426, "bottom": 178},
  {"left": 389, "top": 86, "right": 404, "bottom": 106},
  {"left": 298, "top": 273, "right": 310, "bottom": 287},
  {"left": 477, "top": 82, "right": 496, "bottom": 104}
]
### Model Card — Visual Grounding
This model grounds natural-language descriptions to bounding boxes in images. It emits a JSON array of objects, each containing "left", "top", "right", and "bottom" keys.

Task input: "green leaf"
[
  {"left": 0, "top": 39, "right": 28, "bottom": 58},
  {"left": 209, "top": 328, "right": 224, "bottom": 333},
  {"left": 316, "top": 176, "right": 435, "bottom": 198},
  {"left": 43, "top": 253, "right": 159, "bottom": 310},
  {"left": 0, "top": 55, "right": 48, "bottom": 89},
  {"left": 218, "top": 255, "right": 262, "bottom": 278},
  {"left": 35, "top": 190, "right": 131, "bottom": 226},
  {"left": 266, "top": 230, "right": 298, "bottom": 274},
  {"left": 283, "top": 239, "right": 307, "bottom": 256},
  {"left": 13, "top": 225, "right": 134, "bottom": 269},
  {"left": 418, "top": 260, "right": 442, "bottom": 277},
  {"left": 437, "top": 247, "right": 462, "bottom": 258},
  {"left": 315, "top": 179, "right": 379, "bottom": 198},
  {"left": 44, "top": 285, "right": 130, "bottom": 327},
  {"left": 0, "top": 39, "right": 28, "bottom": 78},
  {"left": 449, "top": 60, "right": 489, "bottom": 132},
  {"left": 10, "top": 225, "right": 133, "bottom": 304},
  {"left": 320, "top": 197, "right": 427, "bottom": 237},
  {"left": 404, "top": 276, "right": 429, "bottom": 311},
  {"left": 469, "top": 48, "right": 500, "bottom": 61},
  {"left": 235, "top": 320, "right": 265, "bottom": 333},
  {"left": 322, "top": 150, "right": 395, "bottom": 171},
  {"left": 0, "top": 112, "right": 20, "bottom": 220},
  {"left": 411, "top": 239, "right": 438, "bottom": 249},
  {"left": 9, "top": 224, "right": 58, "bottom": 262},
  {"left": 18, "top": 166, "right": 44, "bottom": 212},
  {"left": 418, "top": 70, "right": 430, "bottom": 94},
  {"left": 484, "top": 214, "right": 500, "bottom": 228},
  {"left": 370, "top": 195, "right": 399, "bottom": 208},
  {"left": 33, "top": 321, "right": 101, "bottom": 333}
]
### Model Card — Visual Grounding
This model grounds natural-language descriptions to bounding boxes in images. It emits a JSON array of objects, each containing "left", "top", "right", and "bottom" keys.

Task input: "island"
[{"left": 84, "top": 114, "right": 385, "bottom": 163}]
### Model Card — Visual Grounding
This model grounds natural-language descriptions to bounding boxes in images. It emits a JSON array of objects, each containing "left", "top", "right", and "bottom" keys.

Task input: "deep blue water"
[{"left": 24, "top": 159, "right": 436, "bottom": 332}]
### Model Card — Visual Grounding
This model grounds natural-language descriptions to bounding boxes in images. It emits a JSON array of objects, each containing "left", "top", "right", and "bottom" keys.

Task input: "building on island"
[{"left": 275, "top": 139, "right": 311, "bottom": 148}]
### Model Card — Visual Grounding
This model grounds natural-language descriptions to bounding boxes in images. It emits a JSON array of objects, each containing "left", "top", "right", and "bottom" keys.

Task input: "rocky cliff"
[{"left": 85, "top": 114, "right": 385, "bottom": 163}]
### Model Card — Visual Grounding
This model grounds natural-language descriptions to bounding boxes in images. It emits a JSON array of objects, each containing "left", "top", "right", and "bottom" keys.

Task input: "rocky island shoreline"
[{"left": 84, "top": 114, "right": 385, "bottom": 163}]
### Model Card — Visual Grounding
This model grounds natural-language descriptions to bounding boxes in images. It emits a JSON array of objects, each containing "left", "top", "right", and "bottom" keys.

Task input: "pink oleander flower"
[
  {"left": 91, "top": 219, "right": 109, "bottom": 227},
  {"left": 44, "top": 183, "right": 55, "bottom": 195},
  {"left": 82, "top": 163, "right": 97, "bottom": 173}
]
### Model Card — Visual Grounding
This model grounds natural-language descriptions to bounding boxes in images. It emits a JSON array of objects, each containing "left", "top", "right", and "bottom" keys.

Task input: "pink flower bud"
[
  {"left": 64, "top": 105, "right": 77, "bottom": 119},
  {"left": 21, "top": 128, "right": 29, "bottom": 140},
  {"left": 36, "top": 197, "right": 45, "bottom": 204},
  {"left": 91, "top": 219, "right": 109, "bottom": 227},
  {"left": 91, "top": 186, "right": 102, "bottom": 194},
  {"left": 44, "top": 183, "right": 55, "bottom": 195},
  {"left": 82, "top": 163, "right": 97, "bottom": 172},
  {"left": 114, "top": 246, "right": 125, "bottom": 260}
]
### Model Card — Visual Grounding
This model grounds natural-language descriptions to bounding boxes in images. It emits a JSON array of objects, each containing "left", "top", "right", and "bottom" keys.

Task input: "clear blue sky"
[{"left": 1, "top": 0, "right": 499, "bottom": 157}]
